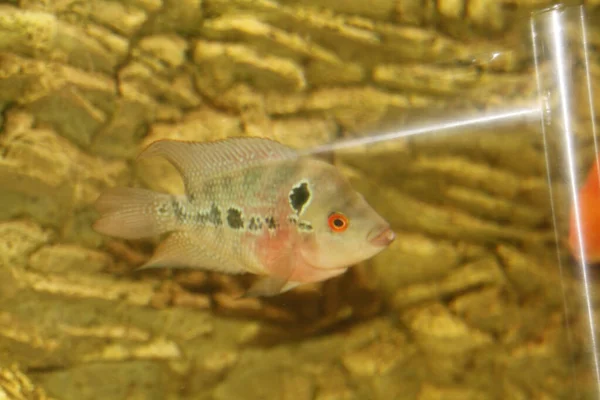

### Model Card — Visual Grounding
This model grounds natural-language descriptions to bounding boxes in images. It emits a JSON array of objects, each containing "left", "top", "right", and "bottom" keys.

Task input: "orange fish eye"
[{"left": 328, "top": 212, "right": 349, "bottom": 232}]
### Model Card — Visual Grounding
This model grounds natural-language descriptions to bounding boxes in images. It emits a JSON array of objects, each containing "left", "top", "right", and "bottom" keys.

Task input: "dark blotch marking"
[
  {"left": 208, "top": 204, "right": 222, "bottom": 225},
  {"left": 248, "top": 217, "right": 263, "bottom": 231},
  {"left": 227, "top": 208, "right": 244, "bottom": 229},
  {"left": 158, "top": 203, "right": 169, "bottom": 215},
  {"left": 172, "top": 199, "right": 186, "bottom": 221},
  {"left": 265, "top": 216, "right": 278, "bottom": 230},
  {"left": 298, "top": 221, "right": 313, "bottom": 231},
  {"left": 195, "top": 203, "right": 222, "bottom": 226},
  {"left": 289, "top": 182, "right": 310, "bottom": 215}
]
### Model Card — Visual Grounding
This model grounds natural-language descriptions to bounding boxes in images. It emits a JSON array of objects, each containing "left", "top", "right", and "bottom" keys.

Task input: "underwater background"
[{"left": 1, "top": 0, "right": 600, "bottom": 399}]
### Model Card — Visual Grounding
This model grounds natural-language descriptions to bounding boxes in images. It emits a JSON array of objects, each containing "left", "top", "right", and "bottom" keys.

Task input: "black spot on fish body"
[
  {"left": 171, "top": 198, "right": 186, "bottom": 221},
  {"left": 265, "top": 216, "right": 278, "bottom": 230},
  {"left": 195, "top": 211, "right": 207, "bottom": 224},
  {"left": 227, "top": 208, "right": 244, "bottom": 229},
  {"left": 208, "top": 203, "right": 222, "bottom": 226},
  {"left": 157, "top": 203, "right": 169, "bottom": 215},
  {"left": 298, "top": 221, "right": 313, "bottom": 232},
  {"left": 248, "top": 217, "right": 263, "bottom": 231},
  {"left": 249, "top": 217, "right": 258, "bottom": 231},
  {"left": 194, "top": 203, "right": 222, "bottom": 226},
  {"left": 289, "top": 181, "right": 311, "bottom": 215}
]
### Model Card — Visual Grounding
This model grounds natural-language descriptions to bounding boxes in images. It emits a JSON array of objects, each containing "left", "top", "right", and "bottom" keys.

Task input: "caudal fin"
[{"left": 93, "top": 187, "right": 176, "bottom": 239}]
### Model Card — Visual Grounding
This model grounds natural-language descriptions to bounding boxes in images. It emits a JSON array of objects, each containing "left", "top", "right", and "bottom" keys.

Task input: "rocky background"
[{"left": 1, "top": 0, "right": 600, "bottom": 399}]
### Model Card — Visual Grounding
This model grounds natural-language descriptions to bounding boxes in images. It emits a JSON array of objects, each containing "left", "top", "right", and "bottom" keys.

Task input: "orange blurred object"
[{"left": 569, "top": 157, "right": 600, "bottom": 263}]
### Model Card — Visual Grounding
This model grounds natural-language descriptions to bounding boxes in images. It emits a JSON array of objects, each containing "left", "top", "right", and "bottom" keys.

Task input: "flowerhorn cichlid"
[{"left": 93, "top": 137, "right": 395, "bottom": 297}]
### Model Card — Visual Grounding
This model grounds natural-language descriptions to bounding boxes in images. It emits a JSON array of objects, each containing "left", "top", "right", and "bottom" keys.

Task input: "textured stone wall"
[{"left": 1, "top": 1, "right": 600, "bottom": 399}]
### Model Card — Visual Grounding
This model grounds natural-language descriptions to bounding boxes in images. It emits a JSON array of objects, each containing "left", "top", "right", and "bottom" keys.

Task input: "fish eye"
[{"left": 328, "top": 212, "right": 349, "bottom": 232}]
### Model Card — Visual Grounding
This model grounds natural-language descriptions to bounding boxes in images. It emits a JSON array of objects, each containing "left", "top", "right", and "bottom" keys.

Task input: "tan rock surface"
[{"left": 1, "top": 1, "right": 599, "bottom": 399}]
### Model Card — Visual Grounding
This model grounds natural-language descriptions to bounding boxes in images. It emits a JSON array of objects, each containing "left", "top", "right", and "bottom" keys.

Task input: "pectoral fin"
[{"left": 242, "top": 245, "right": 304, "bottom": 298}]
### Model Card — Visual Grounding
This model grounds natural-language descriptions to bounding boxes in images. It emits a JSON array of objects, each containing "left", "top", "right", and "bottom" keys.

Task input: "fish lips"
[{"left": 368, "top": 226, "right": 396, "bottom": 247}]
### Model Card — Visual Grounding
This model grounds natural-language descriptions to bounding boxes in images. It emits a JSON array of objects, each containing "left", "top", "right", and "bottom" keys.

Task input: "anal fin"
[{"left": 138, "top": 232, "right": 245, "bottom": 274}]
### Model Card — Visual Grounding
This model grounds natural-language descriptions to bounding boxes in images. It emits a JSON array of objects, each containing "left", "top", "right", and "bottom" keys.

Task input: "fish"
[
  {"left": 93, "top": 137, "right": 395, "bottom": 297},
  {"left": 569, "top": 157, "right": 600, "bottom": 263}
]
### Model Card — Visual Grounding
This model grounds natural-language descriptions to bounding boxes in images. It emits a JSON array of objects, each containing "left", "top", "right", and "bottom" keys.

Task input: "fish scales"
[
  {"left": 93, "top": 137, "right": 395, "bottom": 297},
  {"left": 163, "top": 161, "right": 300, "bottom": 275}
]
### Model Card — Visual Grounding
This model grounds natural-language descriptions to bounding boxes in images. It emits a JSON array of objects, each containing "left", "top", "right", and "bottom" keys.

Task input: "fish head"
[{"left": 294, "top": 161, "right": 395, "bottom": 270}]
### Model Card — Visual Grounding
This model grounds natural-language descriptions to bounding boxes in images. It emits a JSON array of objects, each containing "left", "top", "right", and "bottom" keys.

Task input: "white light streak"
[
  {"left": 531, "top": 11, "right": 579, "bottom": 396},
  {"left": 300, "top": 106, "right": 541, "bottom": 156}
]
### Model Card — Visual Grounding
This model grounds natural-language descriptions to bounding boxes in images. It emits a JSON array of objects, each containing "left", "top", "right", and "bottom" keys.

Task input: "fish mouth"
[{"left": 368, "top": 226, "right": 396, "bottom": 247}]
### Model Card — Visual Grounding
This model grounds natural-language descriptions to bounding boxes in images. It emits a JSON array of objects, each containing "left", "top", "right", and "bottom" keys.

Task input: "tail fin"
[{"left": 93, "top": 187, "right": 177, "bottom": 239}]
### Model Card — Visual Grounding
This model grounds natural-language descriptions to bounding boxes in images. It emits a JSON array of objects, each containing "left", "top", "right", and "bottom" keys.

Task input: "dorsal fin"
[{"left": 138, "top": 137, "right": 298, "bottom": 193}]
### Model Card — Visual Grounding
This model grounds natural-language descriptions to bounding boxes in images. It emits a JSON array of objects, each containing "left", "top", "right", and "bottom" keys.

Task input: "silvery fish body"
[{"left": 93, "top": 137, "right": 395, "bottom": 297}]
